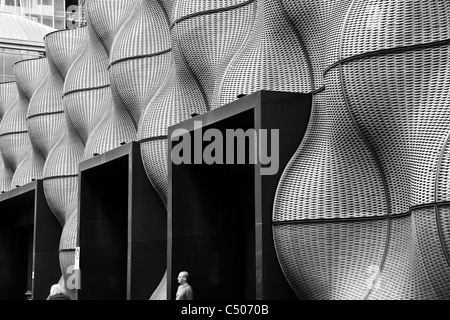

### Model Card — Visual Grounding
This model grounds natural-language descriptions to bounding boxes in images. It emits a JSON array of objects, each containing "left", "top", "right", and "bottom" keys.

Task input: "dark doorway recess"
[
  {"left": 0, "top": 180, "right": 61, "bottom": 300},
  {"left": 77, "top": 142, "right": 166, "bottom": 300},
  {"left": 168, "top": 90, "right": 311, "bottom": 300}
]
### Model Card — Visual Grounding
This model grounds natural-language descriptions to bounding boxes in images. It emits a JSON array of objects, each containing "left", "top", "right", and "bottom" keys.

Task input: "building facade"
[
  {"left": 0, "top": 12, "right": 53, "bottom": 85},
  {"left": 1, "top": 0, "right": 450, "bottom": 300}
]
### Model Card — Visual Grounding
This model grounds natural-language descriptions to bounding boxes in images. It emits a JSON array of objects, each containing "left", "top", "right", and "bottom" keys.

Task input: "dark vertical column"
[
  {"left": 32, "top": 180, "right": 62, "bottom": 300},
  {"left": 78, "top": 158, "right": 129, "bottom": 300},
  {"left": 255, "top": 91, "right": 311, "bottom": 300},
  {"left": 167, "top": 137, "right": 174, "bottom": 300},
  {"left": 0, "top": 210, "right": 15, "bottom": 299},
  {"left": 0, "top": 185, "right": 35, "bottom": 300},
  {"left": 26, "top": 226, "right": 33, "bottom": 298},
  {"left": 128, "top": 142, "right": 167, "bottom": 300}
]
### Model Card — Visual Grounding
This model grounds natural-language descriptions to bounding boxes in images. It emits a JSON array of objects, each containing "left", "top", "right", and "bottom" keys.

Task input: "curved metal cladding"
[
  {"left": 13, "top": 30, "right": 78, "bottom": 188},
  {"left": 160, "top": 0, "right": 175, "bottom": 23},
  {"left": 53, "top": 0, "right": 137, "bottom": 297},
  {"left": 0, "top": 58, "right": 49, "bottom": 189},
  {"left": 138, "top": 0, "right": 209, "bottom": 208},
  {"left": 82, "top": 0, "right": 139, "bottom": 159},
  {"left": 149, "top": 270, "right": 167, "bottom": 300},
  {"left": 273, "top": 0, "right": 450, "bottom": 299},
  {"left": 137, "top": 0, "right": 212, "bottom": 299},
  {"left": 218, "top": 0, "right": 313, "bottom": 107},
  {"left": 0, "top": 156, "right": 13, "bottom": 193},
  {"left": 43, "top": 27, "right": 87, "bottom": 226},
  {"left": 172, "top": 0, "right": 257, "bottom": 110},
  {"left": 63, "top": 22, "right": 110, "bottom": 146},
  {"left": 45, "top": 120, "right": 84, "bottom": 299},
  {"left": 0, "top": 81, "right": 31, "bottom": 183},
  {"left": 26, "top": 29, "right": 87, "bottom": 165},
  {"left": 273, "top": 75, "right": 388, "bottom": 300},
  {"left": 0, "top": 82, "right": 18, "bottom": 120},
  {"left": 109, "top": 0, "right": 173, "bottom": 129},
  {"left": 280, "top": 0, "right": 353, "bottom": 90},
  {"left": 0, "top": 82, "right": 18, "bottom": 192},
  {"left": 41, "top": 27, "right": 87, "bottom": 299}
]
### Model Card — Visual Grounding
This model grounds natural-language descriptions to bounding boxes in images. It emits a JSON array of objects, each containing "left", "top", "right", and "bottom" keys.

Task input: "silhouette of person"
[
  {"left": 176, "top": 271, "right": 193, "bottom": 300},
  {"left": 47, "top": 284, "right": 71, "bottom": 300}
]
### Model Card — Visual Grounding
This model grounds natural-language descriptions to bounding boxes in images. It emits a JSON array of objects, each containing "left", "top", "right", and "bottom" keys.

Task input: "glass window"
[
  {"left": 4, "top": 0, "right": 17, "bottom": 14},
  {"left": 22, "top": 0, "right": 36, "bottom": 14},
  {"left": 4, "top": 53, "right": 22, "bottom": 77},
  {"left": 54, "top": 17, "right": 65, "bottom": 29},
  {"left": 31, "top": 14, "right": 42, "bottom": 23},
  {"left": 42, "top": 0, "right": 53, "bottom": 15},
  {"left": 54, "top": 0, "right": 64, "bottom": 17},
  {"left": 43, "top": 15, "right": 53, "bottom": 28}
]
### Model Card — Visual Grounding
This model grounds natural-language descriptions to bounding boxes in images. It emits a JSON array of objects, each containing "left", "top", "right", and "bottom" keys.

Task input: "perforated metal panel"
[
  {"left": 1, "top": 58, "right": 49, "bottom": 189},
  {"left": 219, "top": 0, "right": 313, "bottom": 107},
  {"left": 1, "top": 0, "right": 450, "bottom": 301},
  {"left": 81, "top": 0, "right": 138, "bottom": 160},
  {"left": 40, "top": 27, "right": 89, "bottom": 297},
  {"left": 0, "top": 82, "right": 19, "bottom": 192},
  {"left": 273, "top": 0, "right": 450, "bottom": 300}
]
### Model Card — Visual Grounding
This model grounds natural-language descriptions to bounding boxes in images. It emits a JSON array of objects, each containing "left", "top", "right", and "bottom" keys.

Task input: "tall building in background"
[
  {"left": 0, "top": 12, "right": 54, "bottom": 82},
  {"left": 0, "top": 0, "right": 71, "bottom": 29}
]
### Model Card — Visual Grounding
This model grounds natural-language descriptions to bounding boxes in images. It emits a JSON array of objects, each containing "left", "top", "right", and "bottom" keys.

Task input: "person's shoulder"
[{"left": 49, "top": 293, "right": 71, "bottom": 300}]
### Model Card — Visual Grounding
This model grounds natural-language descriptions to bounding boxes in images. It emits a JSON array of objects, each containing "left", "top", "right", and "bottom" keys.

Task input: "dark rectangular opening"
[
  {"left": 0, "top": 181, "right": 60, "bottom": 300},
  {"left": 169, "top": 91, "right": 311, "bottom": 300},
  {"left": 170, "top": 109, "right": 255, "bottom": 300},
  {"left": 78, "top": 143, "right": 167, "bottom": 300},
  {"left": 0, "top": 204, "right": 33, "bottom": 300},
  {"left": 78, "top": 156, "right": 129, "bottom": 300}
]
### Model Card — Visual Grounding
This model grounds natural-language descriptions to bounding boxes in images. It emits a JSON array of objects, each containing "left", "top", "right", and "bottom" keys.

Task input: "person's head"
[
  {"left": 177, "top": 271, "right": 189, "bottom": 285},
  {"left": 49, "top": 284, "right": 66, "bottom": 296}
]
